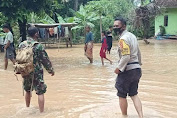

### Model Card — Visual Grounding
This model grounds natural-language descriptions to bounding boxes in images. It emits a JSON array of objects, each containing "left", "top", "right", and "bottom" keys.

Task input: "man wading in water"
[
  {"left": 84, "top": 26, "right": 94, "bottom": 63},
  {"left": 19, "top": 27, "right": 54, "bottom": 112},
  {"left": 114, "top": 17, "right": 143, "bottom": 118}
]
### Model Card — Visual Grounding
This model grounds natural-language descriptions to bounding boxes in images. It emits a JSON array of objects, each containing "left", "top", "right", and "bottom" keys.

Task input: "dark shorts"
[
  {"left": 23, "top": 72, "right": 47, "bottom": 95},
  {"left": 5, "top": 47, "right": 15, "bottom": 59},
  {"left": 115, "top": 68, "right": 142, "bottom": 98}
]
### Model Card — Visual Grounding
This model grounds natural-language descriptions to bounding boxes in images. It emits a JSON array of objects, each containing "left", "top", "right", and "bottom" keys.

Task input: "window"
[{"left": 164, "top": 15, "right": 168, "bottom": 26}]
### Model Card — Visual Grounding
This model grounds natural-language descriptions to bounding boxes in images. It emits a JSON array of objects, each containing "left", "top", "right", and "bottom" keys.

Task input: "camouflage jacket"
[{"left": 19, "top": 38, "right": 54, "bottom": 78}]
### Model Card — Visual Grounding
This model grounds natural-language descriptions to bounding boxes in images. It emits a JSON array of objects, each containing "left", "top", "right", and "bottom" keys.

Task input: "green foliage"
[
  {"left": 84, "top": 0, "right": 134, "bottom": 42},
  {"left": 0, "top": 12, "right": 7, "bottom": 26},
  {"left": 0, "top": 0, "right": 155, "bottom": 45},
  {"left": 67, "top": 5, "right": 99, "bottom": 42},
  {"left": 129, "top": 18, "right": 155, "bottom": 39},
  {"left": 0, "top": 0, "right": 52, "bottom": 22},
  {"left": 72, "top": 5, "right": 99, "bottom": 29}
]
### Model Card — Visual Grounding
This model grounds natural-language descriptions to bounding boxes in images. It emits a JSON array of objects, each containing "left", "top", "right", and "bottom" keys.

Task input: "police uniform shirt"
[{"left": 118, "top": 30, "right": 142, "bottom": 72}]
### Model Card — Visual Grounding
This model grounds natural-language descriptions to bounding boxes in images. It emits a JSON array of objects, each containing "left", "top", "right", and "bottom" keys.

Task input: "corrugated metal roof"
[{"left": 29, "top": 23, "right": 77, "bottom": 28}]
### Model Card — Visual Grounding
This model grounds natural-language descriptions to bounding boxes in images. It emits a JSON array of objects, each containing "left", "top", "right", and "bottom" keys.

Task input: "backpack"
[{"left": 14, "top": 41, "right": 38, "bottom": 77}]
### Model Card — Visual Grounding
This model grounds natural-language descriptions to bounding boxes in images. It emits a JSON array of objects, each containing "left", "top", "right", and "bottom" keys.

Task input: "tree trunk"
[
  {"left": 74, "top": 0, "right": 79, "bottom": 11},
  {"left": 18, "top": 19, "right": 27, "bottom": 42},
  {"left": 141, "top": 0, "right": 144, "bottom": 5},
  {"left": 54, "top": 12, "right": 59, "bottom": 23},
  {"left": 100, "top": 15, "right": 102, "bottom": 41}
]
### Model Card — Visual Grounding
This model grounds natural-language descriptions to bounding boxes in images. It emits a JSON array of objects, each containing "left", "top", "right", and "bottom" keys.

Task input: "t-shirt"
[
  {"left": 4, "top": 31, "right": 13, "bottom": 45},
  {"left": 85, "top": 32, "right": 94, "bottom": 44},
  {"left": 117, "top": 30, "right": 141, "bottom": 72}
]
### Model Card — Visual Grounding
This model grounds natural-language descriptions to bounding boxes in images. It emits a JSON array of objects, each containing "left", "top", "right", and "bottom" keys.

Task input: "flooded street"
[{"left": 0, "top": 39, "right": 177, "bottom": 118}]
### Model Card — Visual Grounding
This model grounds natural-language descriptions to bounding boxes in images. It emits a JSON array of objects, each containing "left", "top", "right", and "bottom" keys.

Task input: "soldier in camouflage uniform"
[{"left": 19, "top": 27, "right": 54, "bottom": 113}]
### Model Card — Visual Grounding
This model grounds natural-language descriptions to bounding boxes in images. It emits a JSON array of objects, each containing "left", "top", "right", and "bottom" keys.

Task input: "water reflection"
[{"left": 0, "top": 40, "right": 176, "bottom": 118}]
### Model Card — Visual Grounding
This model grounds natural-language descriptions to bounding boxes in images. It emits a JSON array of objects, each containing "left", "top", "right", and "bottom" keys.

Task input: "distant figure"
[
  {"left": 113, "top": 17, "right": 143, "bottom": 118},
  {"left": 155, "top": 26, "right": 166, "bottom": 39},
  {"left": 159, "top": 25, "right": 165, "bottom": 36},
  {"left": 18, "top": 27, "right": 55, "bottom": 113},
  {"left": 2, "top": 24, "right": 16, "bottom": 70},
  {"left": 107, "top": 26, "right": 113, "bottom": 54},
  {"left": 84, "top": 26, "right": 94, "bottom": 63},
  {"left": 100, "top": 31, "right": 112, "bottom": 65}
]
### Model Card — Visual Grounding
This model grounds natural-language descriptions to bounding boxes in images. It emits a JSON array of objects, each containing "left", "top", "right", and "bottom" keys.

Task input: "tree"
[
  {"left": 0, "top": 0, "right": 57, "bottom": 41},
  {"left": 72, "top": 5, "right": 99, "bottom": 36},
  {"left": 0, "top": 12, "right": 7, "bottom": 27},
  {"left": 85, "top": 0, "right": 134, "bottom": 40}
]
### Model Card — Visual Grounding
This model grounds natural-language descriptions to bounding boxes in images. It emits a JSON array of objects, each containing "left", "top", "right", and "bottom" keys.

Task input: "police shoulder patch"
[{"left": 119, "top": 39, "right": 130, "bottom": 55}]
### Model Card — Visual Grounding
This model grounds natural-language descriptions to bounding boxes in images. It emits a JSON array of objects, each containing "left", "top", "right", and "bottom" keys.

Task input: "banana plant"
[{"left": 71, "top": 5, "right": 99, "bottom": 36}]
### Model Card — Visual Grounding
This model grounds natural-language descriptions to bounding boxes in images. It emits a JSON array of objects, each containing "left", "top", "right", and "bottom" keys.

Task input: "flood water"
[{"left": 0, "top": 39, "right": 176, "bottom": 118}]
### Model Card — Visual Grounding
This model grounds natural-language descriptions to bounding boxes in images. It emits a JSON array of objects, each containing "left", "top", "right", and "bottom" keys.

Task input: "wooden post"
[{"left": 69, "top": 26, "right": 72, "bottom": 47}]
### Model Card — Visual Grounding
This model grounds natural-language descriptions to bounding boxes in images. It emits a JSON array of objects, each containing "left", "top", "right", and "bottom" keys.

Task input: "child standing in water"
[{"left": 100, "top": 31, "right": 112, "bottom": 65}]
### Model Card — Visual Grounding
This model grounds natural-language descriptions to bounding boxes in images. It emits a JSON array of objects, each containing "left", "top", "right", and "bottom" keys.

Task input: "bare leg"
[
  {"left": 143, "top": 39, "right": 150, "bottom": 44},
  {"left": 131, "top": 95, "right": 143, "bottom": 118},
  {"left": 38, "top": 94, "right": 45, "bottom": 113},
  {"left": 25, "top": 92, "right": 31, "bottom": 107},
  {"left": 90, "top": 58, "right": 93, "bottom": 63},
  {"left": 101, "top": 58, "right": 104, "bottom": 65},
  {"left": 105, "top": 57, "right": 112, "bottom": 64},
  {"left": 10, "top": 59, "right": 16, "bottom": 65},
  {"left": 4, "top": 58, "right": 8, "bottom": 70},
  {"left": 88, "top": 58, "right": 93, "bottom": 63},
  {"left": 119, "top": 97, "right": 128, "bottom": 116}
]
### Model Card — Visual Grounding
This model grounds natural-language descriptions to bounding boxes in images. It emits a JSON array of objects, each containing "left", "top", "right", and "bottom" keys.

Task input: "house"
[{"left": 155, "top": 0, "right": 177, "bottom": 36}]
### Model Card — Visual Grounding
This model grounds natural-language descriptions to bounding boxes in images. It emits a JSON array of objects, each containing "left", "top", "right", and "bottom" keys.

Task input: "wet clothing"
[
  {"left": 85, "top": 31, "right": 94, "bottom": 59},
  {"left": 85, "top": 42, "right": 93, "bottom": 59},
  {"left": 100, "top": 36, "right": 107, "bottom": 58},
  {"left": 85, "top": 32, "right": 94, "bottom": 44},
  {"left": 23, "top": 72, "right": 47, "bottom": 95},
  {"left": 107, "top": 31, "right": 113, "bottom": 51},
  {"left": 115, "top": 30, "right": 142, "bottom": 98},
  {"left": 19, "top": 38, "right": 54, "bottom": 95},
  {"left": 4, "top": 31, "right": 15, "bottom": 59},
  {"left": 115, "top": 68, "right": 142, "bottom": 98}
]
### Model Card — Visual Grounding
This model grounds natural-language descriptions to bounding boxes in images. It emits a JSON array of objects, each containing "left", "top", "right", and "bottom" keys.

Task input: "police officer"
[{"left": 114, "top": 17, "right": 143, "bottom": 118}]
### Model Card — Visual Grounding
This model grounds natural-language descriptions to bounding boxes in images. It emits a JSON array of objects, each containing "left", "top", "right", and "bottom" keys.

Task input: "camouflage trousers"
[{"left": 23, "top": 72, "right": 47, "bottom": 95}]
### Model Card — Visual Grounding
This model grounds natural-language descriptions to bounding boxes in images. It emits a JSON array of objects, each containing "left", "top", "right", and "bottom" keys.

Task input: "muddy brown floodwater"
[{"left": 0, "top": 39, "right": 177, "bottom": 118}]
